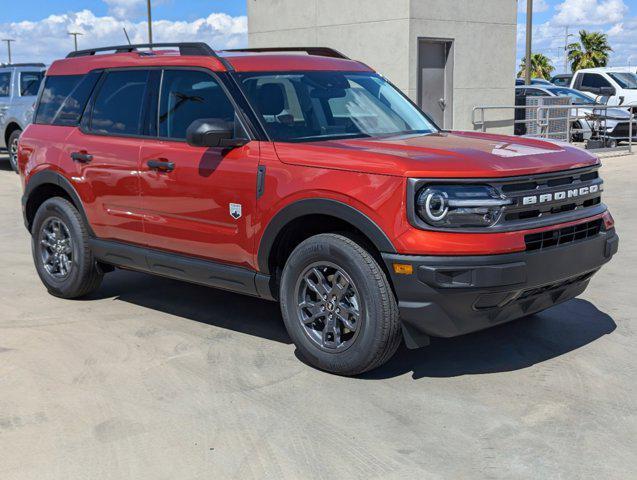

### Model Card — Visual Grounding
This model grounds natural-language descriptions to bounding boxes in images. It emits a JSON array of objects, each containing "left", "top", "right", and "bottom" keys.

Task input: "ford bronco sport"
[
  {"left": 18, "top": 43, "right": 618, "bottom": 375},
  {"left": 0, "top": 63, "right": 46, "bottom": 172}
]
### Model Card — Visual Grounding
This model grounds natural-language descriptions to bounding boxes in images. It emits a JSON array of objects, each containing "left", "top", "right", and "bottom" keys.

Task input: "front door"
[
  {"left": 418, "top": 39, "right": 453, "bottom": 129},
  {"left": 139, "top": 68, "right": 259, "bottom": 268}
]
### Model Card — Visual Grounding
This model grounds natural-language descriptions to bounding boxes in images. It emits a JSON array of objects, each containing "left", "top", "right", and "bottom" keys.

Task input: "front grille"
[
  {"left": 500, "top": 167, "right": 603, "bottom": 225},
  {"left": 525, "top": 219, "right": 602, "bottom": 251}
]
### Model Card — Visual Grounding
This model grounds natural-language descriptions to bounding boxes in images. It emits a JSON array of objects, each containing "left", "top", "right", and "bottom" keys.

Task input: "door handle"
[
  {"left": 147, "top": 159, "right": 175, "bottom": 172},
  {"left": 70, "top": 151, "right": 93, "bottom": 163}
]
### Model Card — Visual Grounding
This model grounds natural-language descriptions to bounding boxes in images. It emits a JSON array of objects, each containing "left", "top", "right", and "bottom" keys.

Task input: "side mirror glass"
[{"left": 186, "top": 118, "right": 248, "bottom": 148}]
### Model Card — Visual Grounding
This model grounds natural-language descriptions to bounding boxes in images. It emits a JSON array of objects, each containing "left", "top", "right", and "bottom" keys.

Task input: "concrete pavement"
[{"left": 0, "top": 154, "right": 635, "bottom": 479}]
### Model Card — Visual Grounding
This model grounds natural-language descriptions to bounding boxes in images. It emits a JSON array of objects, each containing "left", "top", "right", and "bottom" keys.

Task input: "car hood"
[{"left": 273, "top": 131, "right": 599, "bottom": 178}]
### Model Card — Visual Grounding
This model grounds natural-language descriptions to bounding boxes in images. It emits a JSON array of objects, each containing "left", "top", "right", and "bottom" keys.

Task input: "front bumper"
[{"left": 383, "top": 228, "right": 618, "bottom": 343}]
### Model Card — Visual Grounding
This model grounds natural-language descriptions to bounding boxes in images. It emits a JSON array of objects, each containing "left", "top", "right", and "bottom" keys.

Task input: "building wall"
[{"left": 247, "top": 0, "right": 517, "bottom": 132}]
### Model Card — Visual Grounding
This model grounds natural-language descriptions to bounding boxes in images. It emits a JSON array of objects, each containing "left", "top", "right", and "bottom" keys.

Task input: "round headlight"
[
  {"left": 422, "top": 189, "right": 449, "bottom": 222},
  {"left": 415, "top": 184, "right": 512, "bottom": 228}
]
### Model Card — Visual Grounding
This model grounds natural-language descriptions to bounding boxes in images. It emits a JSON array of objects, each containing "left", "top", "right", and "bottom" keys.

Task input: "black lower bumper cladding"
[{"left": 383, "top": 228, "right": 618, "bottom": 347}]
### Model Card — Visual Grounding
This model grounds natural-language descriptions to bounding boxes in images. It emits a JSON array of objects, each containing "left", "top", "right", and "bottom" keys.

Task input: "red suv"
[{"left": 18, "top": 43, "right": 618, "bottom": 375}]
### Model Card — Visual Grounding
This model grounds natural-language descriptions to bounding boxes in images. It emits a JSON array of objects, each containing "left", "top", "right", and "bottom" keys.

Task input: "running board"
[{"left": 89, "top": 238, "right": 275, "bottom": 300}]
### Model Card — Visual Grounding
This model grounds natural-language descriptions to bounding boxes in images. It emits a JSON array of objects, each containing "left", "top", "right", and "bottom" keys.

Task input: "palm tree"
[
  {"left": 568, "top": 30, "right": 612, "bottom": 72},
  {"left": 518, "top": 53, "right": 555, "bottom": 80}
]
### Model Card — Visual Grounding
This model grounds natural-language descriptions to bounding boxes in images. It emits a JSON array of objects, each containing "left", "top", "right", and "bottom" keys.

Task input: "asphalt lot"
[{"left": 0, "top": 152, "right": 635, "bottom": 479}]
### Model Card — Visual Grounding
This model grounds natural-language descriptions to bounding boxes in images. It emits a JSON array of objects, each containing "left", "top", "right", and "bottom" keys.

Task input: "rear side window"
[
  {"left": 35, "top": 74, "right": 98, "bottom": 126},
  {"left": 90, "top": 70, "right": 149, "bottom": 136},
  {"left": 20, "top": 71, "right": 44, "bottom": 96},
  {"left": 0, "top": 72, "right": 10, "bottom": 97}
]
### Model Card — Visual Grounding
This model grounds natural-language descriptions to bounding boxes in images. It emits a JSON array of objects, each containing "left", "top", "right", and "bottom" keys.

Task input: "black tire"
[
  {"left": 31, "top": 197, "right": 103, "bottom": 298},
  {"left": 280, "top": 233, "right": 401, "bottom": 376},
  {"left": 8, "top": 129, "right": 21, "bottom": 173}
]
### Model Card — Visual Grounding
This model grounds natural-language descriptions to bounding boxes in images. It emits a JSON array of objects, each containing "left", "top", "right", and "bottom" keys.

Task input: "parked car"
[
  {"left": 516, "top": 78, "right": 553, "bottom": 86},
  {"left": 550, "top": 74, "right": 573, "bottom": 87},
  {"left": 570, "top": 67, "right": 637, "bottom": 107},
  {"left": 515, "top": 85, "right": 636, "bottom": 142},
  {"left": 17, "top": 43, "right": 618, "bottom": 375},
  {"left": 0, "top": 63, "right": 46, "bottom": 172}
]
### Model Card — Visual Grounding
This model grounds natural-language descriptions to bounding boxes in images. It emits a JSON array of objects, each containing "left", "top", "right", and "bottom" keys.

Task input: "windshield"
[
  {"left": 546, "top": 87, "right": 596, "bottom": 105},
  {"left": 608, "top": 72, "right": 637, "bottom": 89},
  {"left": 237, "top": 72, "right": 437, "bottom": 142}
]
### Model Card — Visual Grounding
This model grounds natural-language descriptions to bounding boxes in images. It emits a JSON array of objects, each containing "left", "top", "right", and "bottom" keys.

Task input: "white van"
[{"left": 570, "top": 67, "right": 637, "bottom": 107}]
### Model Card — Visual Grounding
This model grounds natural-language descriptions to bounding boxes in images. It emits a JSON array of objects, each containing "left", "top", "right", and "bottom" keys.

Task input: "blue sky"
[{"left": 0, "top": 0, "right": 635, "bottom": 72}]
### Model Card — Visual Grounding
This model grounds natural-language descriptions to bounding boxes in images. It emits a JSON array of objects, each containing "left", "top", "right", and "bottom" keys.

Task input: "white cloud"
[
  {"left": 518, "top": 0, "right": 550, "bottom": 14},
  {"left": 103, "top": 0, "right": 145, "bottom": 19},
  {"left": 0, "top": 9, "right": 247, "bottom": 64},
  {"left": 553, "top": 0, "right": 628, "bottom": 26}
]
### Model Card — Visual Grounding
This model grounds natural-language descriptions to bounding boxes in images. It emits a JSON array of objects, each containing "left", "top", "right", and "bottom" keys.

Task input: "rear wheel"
[
  {"left": 280, "top": 233, "right": 401, "bottom": 376},
  {"left": 8, "top": 129, "right": 21, "bottom": 173},
  {"left": 31, "top": 197, "right": 103, "bottom": 298}
]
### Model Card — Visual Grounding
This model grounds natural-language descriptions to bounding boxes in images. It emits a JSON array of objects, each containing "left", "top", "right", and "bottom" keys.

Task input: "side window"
[
  {"left": 0, "top": 72, "right": 11, "bottom": 97},
  {"left": 35, "top": 74, "right": 98, "bottom": 126},
  {"left": 20, "top": 71, "right": 44, "bottom": 97},
  {"left": 525, "top": 88, "right": 546, "bottom": 97},
  {"left": 581, "top": 73, "right": 611, "bottom": 89},
  {"left": 158, "top": 70, "right": 236, "bottom": 140},
  {"left": 90, "top": 70, "right": 149, "bottom": 136}
]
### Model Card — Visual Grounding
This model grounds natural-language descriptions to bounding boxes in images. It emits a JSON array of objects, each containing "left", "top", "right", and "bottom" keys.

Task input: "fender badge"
[{"left": 229, "top": 203, "right": 242, "bottom": 220}]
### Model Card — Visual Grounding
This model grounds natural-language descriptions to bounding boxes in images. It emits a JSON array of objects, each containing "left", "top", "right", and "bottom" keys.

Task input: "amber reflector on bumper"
[{"left": 393, "top": 263, "right": 414, "bottom": 275}]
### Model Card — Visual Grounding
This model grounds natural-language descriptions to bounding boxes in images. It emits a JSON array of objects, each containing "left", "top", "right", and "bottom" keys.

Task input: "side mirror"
[{"left": 186, "top": 118, "right": 248, "bottom": 148}]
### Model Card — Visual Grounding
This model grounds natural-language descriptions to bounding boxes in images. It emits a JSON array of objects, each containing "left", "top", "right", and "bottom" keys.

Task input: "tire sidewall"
[
  {"left": 280, "top": 236, "right": 390, "bottom": 373},
  {"left": 32, "top": 198, "right": 90, "bottom": 297},
  {"left": 8, "top": 129, "right": 21, "bottom": 173}
]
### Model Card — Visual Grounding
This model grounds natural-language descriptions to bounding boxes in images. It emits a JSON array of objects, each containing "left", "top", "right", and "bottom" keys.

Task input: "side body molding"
[{"left": 257, "top": 198, "right": 397, "bottom": 273}]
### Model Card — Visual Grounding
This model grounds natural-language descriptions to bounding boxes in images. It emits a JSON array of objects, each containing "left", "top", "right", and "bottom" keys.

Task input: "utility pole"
[
  {"left": 68, "top": 32, "right": 83, "bottom": 52},
  {"left": 564, "top": 27, "right": 574, "bottom": 74},
  {"left": 525, "top": 0, "right": 533, "bottom": 85},
  {"left": 1, "top": 39, "right": 14, "bottom": 64},
  {"left": 147, "top": 0, "right": 153, "bottom": 46}
]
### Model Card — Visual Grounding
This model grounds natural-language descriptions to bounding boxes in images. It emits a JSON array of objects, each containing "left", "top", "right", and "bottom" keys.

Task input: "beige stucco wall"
[{"left": 247, "top": 0, "right": 517, "bottom": 132}]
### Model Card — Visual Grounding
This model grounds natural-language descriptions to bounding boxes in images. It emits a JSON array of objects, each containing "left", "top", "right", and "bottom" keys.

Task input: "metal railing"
[{"left": 472, "top": 104, "right": 634, "bottom": 153}]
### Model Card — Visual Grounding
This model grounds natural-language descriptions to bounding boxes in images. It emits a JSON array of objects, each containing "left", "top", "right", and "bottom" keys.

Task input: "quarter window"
[
  {"left": 158, "top": 70, "right": 236, "bottom": 140},
  {"left": 90, "top": 70, "right": 149, "bottom": 136},
  {"left": 0, "top": 72, "right": 11, "bottom": 97},
  {"left": 35, "top": 74, "right": 98, "bottom": 126}
]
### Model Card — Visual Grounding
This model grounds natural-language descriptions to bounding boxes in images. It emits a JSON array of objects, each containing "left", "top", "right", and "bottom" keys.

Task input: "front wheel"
[
  {"left": 8, "top": 129, "right": 21, "bottom": 173},
  {"left": 280, "top": 234, "right": 401, "bottom": 376}
]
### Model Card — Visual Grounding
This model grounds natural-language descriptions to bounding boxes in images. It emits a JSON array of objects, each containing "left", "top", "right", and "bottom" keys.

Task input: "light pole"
[
  {"left": 147, "top": 0, "right": 153, "bottom": 46},
  {"left": 525, "top": 0, "right": 533, "bottom": 85},
  {"left": 564, "top": 27, "right": 574, "bottom": 74},
  {"left": 68, "top": 32, "right": 83, "bottom": 52},
  {"left": 1, "top": 39, "right": 14, "bottom": 64}
]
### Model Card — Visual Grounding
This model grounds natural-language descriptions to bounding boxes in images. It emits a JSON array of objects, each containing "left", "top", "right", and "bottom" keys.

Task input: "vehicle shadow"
[
  {"left": 88, "top": 270, "right": 616, "bottom": 379},
  {"left": 362, "top": 299, "right": 616, "bottom": 380},
  {"left": 0, "top": 155, "right": 14, "bottom": 171},
  {"left": 87, "top": 268, "right": 292, "bottom": 345}
]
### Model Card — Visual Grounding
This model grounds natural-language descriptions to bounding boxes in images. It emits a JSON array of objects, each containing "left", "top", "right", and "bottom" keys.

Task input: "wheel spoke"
[
  {"left": 300, "top": 301, "right": 325, "bottom": 324},
  {"left": 322, "top": 316, "right": 341, "bottom": 348},
  {"left": 305, "top": 268, "right": 329, "bottom": 297},
  {"left": 330, "top": 271, "right": 350, "bottom": 300}
]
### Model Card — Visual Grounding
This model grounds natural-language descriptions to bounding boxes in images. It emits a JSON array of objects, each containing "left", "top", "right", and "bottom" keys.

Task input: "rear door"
[
  {"left": 61, "top": 69, "right": 151, "bottom": 244},
  {"left": 138, "top": 68, "right": 259, "bottom": 268}
]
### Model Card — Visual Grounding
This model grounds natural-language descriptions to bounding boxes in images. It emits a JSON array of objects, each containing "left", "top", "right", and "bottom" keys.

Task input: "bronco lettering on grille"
[{"left": 522, "top": 184, "right": 600, "bottom": 206}]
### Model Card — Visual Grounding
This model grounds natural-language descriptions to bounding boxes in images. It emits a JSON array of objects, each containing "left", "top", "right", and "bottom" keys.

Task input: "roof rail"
[
  {"left": 223, "top": 47, "right": 350, "bottom": 60},
  {"left": 65, "top": 42, "right": 234, "bottom": 69},
  {"left": 0, "top": 63, "right": 46, "bottom": 68}
]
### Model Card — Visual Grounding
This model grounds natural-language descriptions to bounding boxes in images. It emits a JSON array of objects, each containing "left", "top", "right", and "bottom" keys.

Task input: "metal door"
[{"left": 418, "top": 39, "right": 453, "bottom": 128}]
